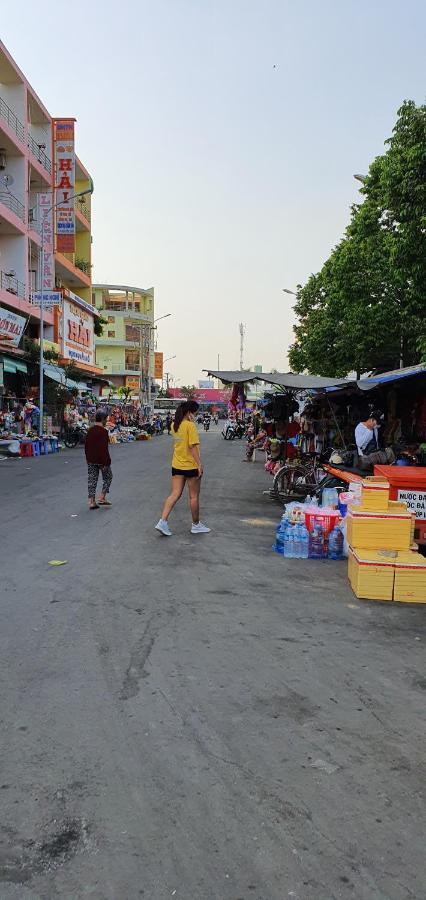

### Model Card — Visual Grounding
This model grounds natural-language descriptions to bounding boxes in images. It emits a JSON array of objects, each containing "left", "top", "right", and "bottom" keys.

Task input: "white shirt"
[{"left": 355, "top": 423, "right": 378, "bottom": 456}]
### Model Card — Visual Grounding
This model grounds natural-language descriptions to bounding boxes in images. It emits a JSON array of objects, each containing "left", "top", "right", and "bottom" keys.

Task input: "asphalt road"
[{"left": 0, "top": 429, "right": 425, "bottom": 900}]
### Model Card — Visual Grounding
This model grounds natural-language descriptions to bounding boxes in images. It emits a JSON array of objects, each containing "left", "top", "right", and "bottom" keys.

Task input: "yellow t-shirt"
[{"left": 172, "top": 420, "right": 200, "bottom": 470}]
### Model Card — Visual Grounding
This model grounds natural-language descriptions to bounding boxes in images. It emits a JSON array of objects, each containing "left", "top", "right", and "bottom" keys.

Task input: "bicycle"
[{"left": 272, "top": 451, "right": 331, "bottom": 502}]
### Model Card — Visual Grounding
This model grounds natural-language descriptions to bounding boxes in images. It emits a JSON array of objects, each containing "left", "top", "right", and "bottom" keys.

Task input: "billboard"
[
  {"left": 154, "top": 351, "right": 163, "bottom": 379},
  {"left": 168, "top": 387, "right": 230, "bottom": 403},
  {"left": 0, "top": 306, "right": 27, "bottom": 348},
  {"left": 53, "top": 119, "right": 75, "bottom": 253},
  {"left": 38, "top": 193, "right": 54, "bottom": 289},
  {"left": 61, "top": 295, "right": 94, "bottom": 366},
  {"left": 126, "top": 376, "right": 140, "bottom": 393}
]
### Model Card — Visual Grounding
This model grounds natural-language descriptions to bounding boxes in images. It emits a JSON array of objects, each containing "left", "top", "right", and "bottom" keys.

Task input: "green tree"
[
  {"left": 179, "top": 385, "right": 197, "bottom": 398},
  {"left": 289, "top": 100, "right": 426, "bottom": 376}
]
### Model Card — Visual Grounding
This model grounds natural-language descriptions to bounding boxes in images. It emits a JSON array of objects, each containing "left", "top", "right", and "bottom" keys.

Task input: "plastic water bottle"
[
  {"left": 292, "top": 523, "right": 302, "bottom": 559},
  {"left": 283, "top": 523, "right": 294, "bottom": 558},
  {"left": 328, "top": 525, "right": 344, "bottom": 560},
  {"left": 273, "top": 519, "right": 286, "bottom": 554},
  {"left": 299, "top": 523, "right": 310, "bottom": 559},
  {"left": 309, "top": 522, "right": 325, "bottom": 559}
]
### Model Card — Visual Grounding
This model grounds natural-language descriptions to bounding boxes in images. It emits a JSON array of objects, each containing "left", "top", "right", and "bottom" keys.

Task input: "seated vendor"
[{"left": 355, "top": 410, "right": 395, "bottom": 469}]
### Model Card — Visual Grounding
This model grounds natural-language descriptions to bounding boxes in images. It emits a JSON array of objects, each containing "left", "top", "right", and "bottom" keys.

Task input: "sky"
[{"left": 3, "top": 0, "right": 426, "bottom": 385}]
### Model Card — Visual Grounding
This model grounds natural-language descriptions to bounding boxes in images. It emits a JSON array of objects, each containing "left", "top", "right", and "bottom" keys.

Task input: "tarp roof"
[
  {"left": 203, "top": 369, "right": 350, "bottom": 390},
  {"left": 356, "top": 363, "right": 426, "bottom": 391}
]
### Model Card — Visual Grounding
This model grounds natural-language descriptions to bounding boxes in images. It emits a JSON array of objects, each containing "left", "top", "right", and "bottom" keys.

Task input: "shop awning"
[
  {"left": 1, "top": 356, "right": 28, "bottom": 374},
  {"left": 356, "top": 364, "right": 426, "bottom": 391},
  {"left": 43, "top": 363, "right": 88, "bottom": 391},
  {"left": 203, "top": 369, "right": 350, "bottom": 390}
]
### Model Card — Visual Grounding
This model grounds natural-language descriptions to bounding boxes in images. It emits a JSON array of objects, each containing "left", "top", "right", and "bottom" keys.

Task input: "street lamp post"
[
  {"left": 146, "top": 313, "right": 172, "bottom": 409},
  {"left": 38, "top": 180, "right": 93, "bottom": 436}
]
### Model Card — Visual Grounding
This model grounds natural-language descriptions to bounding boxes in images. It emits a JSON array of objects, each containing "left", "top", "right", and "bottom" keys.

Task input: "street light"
[
  {"left": 145, "top": 314, "right": 172, "bottom": 409},
  {"left": 282, "top": 288, "right": 297, "bottom": 296},
  {"left": 38, "top": 179, "right": 94, "bottom": 435},
  {"left": 353, "top": 174, "right": 367, "bottom": 184},
  {"left": 154, "top": 313, "right": 171, "bottom": 324}
]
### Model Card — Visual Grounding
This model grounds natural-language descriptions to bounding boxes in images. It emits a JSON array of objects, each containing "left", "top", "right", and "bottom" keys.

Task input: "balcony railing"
[
  {"left": 27, "top": 132, "right": 52, "bottom": 174},
  {"left": 0, "top": 95, "right": 25, "bottom": 142},
  {"left": 0, "top": 190, "right": 25, "bottom": 222},
  {"left": 77, "top": 201, "right": 91, "bottom": 222},
  {"left": 0, "top": 96, "right": 52, "bottom": 175},
  {"left": 0, "top": 269, "right": 26, "bottom": 298}
]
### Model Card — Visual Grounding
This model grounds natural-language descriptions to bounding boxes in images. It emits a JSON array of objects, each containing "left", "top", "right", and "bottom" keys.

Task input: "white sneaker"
[
  {"left": 191, "top": 522, "right": 211, "bottom": 534},
  {"left": 155, "top": 519, "right": 172, "bottom": 536}
]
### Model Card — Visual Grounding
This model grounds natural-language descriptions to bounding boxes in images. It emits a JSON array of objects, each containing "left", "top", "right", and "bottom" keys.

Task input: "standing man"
[
  {"left": 85, "top": 410, "right": 113, "bottom": 509},
  {"left": 165, "top": 411, "right": 172, "bottom": 435}
]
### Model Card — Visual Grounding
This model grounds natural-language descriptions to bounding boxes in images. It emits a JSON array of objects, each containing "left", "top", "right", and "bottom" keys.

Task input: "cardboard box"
[
  {"left": 361, "top": 477, "right": 390, "bottom": 511},
  {"left": 346, "top": 507, "right": 412, "bottom": 551}
]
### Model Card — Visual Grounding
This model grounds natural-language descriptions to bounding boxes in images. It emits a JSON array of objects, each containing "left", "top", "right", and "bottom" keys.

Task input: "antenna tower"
[{"left": 239, "top": 322, "right": 246, "bottom": 371}]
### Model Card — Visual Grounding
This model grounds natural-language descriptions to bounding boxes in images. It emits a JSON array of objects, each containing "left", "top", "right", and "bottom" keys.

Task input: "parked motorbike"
[{"left": 63, "top": 423, "right": 88, "bottom": 448}]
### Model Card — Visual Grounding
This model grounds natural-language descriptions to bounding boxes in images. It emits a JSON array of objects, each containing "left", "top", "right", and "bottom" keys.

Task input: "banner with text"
[
  {"left": 154, "top": 351, "right": 164, "bottom": 379},
  {"left": 62, "top": 297, "right": 94, "bottom": 367},
  {"left": 37, "top": 193, "right": 55, "bottom": 289},
  {"left": 54, "top": 119, "right": 75, "bottom": 253},
  {"left": 0, "top": 305, "right": 27, "bottom": 348}
]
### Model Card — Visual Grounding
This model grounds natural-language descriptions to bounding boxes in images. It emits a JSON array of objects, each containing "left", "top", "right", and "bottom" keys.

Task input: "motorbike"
[
  {"left": 203, "top": 417, "right": 211, "bottom": 432},
  {"left": 222, "top": 420, "right": 246, "bottom": 440},
  {"left": 63, "top": 422, "right": 88, "bottom": 448}
]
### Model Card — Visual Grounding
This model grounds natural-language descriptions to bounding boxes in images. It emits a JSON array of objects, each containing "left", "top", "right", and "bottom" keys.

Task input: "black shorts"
[{"left": 172, "top": 467, "right": 199, "bottom": 478}]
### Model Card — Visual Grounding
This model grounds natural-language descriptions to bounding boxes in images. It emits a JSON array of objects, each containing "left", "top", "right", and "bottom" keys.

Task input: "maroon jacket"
[{"left": 85, "top": 425, "right": 111, "bottom": 467}]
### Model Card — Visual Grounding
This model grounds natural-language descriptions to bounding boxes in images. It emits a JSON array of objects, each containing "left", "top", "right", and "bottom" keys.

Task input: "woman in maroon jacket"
[{"left": 84, "top": 410, "right": 113, "bottom": 509}]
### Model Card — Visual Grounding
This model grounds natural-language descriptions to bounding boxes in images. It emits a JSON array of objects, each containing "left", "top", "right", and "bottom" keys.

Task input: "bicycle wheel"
[
  {"left": 273, "top": 465, "right": 311, "bottom": 501},
  {"left": 64, "top": 430, "right": 79, "bottom": 448}
]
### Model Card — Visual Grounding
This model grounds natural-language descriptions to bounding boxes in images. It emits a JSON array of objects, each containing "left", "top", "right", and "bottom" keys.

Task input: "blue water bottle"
[
  {"left": 328, "top": 525, "right": 344, "bottom": 560},
  {"left": 283, "top": 522, "right": 294, "bottom": 558},
  {"left": 299, "top": 523, "right": 310, "bottom": 559},
  {"left": 273, "top": 517, "right": 286, "bottom": 554}
]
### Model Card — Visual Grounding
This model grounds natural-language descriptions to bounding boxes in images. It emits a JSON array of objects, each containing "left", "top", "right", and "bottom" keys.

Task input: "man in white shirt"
[{"left": 355, "top": 411, "right": 395, "bottom": 469}]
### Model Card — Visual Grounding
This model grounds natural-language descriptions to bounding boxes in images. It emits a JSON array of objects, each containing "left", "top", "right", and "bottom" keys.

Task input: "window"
[
  {"left": 125, "top": 350, "right": 140, "bottom": 370},
  {"left": 107, "top": 316, "right": 115, "bottom": 323},
  {"left": 108, "top": 330, "right": 115, "bottom": 338},
  {"left": 126, "top": 325, "right": 140, "bottom": 342}
]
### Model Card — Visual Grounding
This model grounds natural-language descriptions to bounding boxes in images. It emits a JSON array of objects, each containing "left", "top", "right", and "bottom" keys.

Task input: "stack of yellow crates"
[{"left": 347, "top": 476, "right": 426, "bottom": 603}]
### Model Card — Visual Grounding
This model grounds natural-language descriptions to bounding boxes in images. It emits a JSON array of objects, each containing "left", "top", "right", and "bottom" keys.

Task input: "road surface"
[{"left": 0, "top": 429, "right": 425, "bottom": 899}]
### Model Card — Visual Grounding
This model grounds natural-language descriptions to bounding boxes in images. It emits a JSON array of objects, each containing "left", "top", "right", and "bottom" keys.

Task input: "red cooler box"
[{"left": 374, "top": 465, "right": 426, "bottom": 546}]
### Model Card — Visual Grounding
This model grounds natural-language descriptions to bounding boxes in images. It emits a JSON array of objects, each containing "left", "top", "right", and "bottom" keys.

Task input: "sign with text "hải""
[
  {"left": 0, "top": 306, "right": 27, "bottom": 347},
  {"left": 53, "top": 119, "right": 75, "bottom": 253},
  {"left": 154, "top": 351, "right": 163, "bottom": 379}
]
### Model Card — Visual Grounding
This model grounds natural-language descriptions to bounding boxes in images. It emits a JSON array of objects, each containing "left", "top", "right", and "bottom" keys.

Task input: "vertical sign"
[
  {"left": 154, "top": 351, "right": 163, "bottom": 379},
  {"left": 53, "top": 118, "right": 75, "bottom": 253},
  {"left": 38, "top": 193, "right": 54, "bottom": 289}
]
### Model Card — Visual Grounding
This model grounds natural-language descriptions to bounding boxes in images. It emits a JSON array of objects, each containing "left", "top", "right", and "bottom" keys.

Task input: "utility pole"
[{"left": 239, "top": 323, "right": 245, "bottom": 371}]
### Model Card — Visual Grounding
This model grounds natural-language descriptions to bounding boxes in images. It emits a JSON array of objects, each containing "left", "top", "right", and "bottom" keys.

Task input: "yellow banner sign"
[{"left": 154, "top": 352, "right": 163, "bottom": 379}]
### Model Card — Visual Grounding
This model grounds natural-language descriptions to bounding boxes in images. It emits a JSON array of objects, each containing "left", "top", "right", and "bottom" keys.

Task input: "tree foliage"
[{"left": 289, "top": 101, "right": 426, "bottom": 376}]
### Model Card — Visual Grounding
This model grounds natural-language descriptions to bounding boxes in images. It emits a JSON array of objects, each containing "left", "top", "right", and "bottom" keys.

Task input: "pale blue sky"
[{"left": 3, "top": 0, "right": 426, "bottom": 384}]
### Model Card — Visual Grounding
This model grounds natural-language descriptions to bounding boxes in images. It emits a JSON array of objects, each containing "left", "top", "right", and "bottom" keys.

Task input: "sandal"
[
  {"left": 98, "top": 499, "right": 112, "bottom": 506},
  {"left": 89, "top": 503, "right": 99, "bottom": 510}
]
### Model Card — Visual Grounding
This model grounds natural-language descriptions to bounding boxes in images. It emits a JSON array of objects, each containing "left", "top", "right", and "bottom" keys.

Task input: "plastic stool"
[
  {"left": 20, "top": 441, "right": 33, "bottom": 457},
  {"left": 32, "top": 440, "right": 41, "bottom": 456},
  {"left": 42, "top": 438, "right": 50, "bottom": 454},
  {"left": 50, "top": 437, "right": 59, "bottom": 452}
]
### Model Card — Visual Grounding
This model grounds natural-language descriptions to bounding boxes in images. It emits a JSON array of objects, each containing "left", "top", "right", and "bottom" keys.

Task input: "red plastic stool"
[{"left": 20, "top": 441, "right": 33, "bottom": 457}]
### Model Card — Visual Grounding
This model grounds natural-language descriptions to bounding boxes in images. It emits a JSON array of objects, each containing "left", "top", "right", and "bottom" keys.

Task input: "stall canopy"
[
  {"left": 1, "top": 356, "right": 28, "bottom": 375},
  {"left": 356, "top": 363, "right": 426, "bottom": 391},
  {"left": 203, "top": 369, "right": 351, "bottom": 390},
  {"left": 43, "top": 363, "right": 89, "bottom": 391}
]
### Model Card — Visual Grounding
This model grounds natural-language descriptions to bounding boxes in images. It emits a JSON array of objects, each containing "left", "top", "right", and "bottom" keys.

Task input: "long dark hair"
[{"left": 173, "top": 400, "right": 199, "bottom": 432}]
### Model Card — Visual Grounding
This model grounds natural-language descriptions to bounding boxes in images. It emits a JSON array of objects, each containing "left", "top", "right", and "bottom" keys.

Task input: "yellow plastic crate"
[
  {"left": 361, "top": 477, "right": 390, "bottom": 511},
  {"left": 348, "top": 548, "right": 395, "bottom": 601},
  {"left": 394, "top": 551, "right": 426, "bottom": 604},
  {"left": 346, "top": 506, "right": 411, "bottom": 551}
]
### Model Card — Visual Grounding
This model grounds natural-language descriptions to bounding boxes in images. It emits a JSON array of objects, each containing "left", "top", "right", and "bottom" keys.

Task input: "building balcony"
[
  {"left": 75, "top": 203, "right": 90, "bottom": 230},
  {"left": 97, "top": 305, "right": 153, "bottom": 323},
  {"left": 0, "top": 96, "right": 51, "bottom": 175},
  {"left": 55, "top": 252, "right": 92, "bottom": 288},
  {"left": 100, "top": 367, "right": 141, "bottom": 376},
  {"left": 0, "top": 195, "right": 26, "bottom": 235},
  {"left": 95, "top": 338, "right": 142, "bottom": 348},
  {"left": 0, "top": 269, "right": 25, "bottom": 299}
]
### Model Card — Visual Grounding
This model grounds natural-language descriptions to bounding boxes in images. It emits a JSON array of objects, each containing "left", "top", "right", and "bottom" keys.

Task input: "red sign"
[
  {"left": 168, "top": 387, "right": 230, "bottom": 403},
  {"left": 53, "top": 119, "right": 76, "bottom": 253}
]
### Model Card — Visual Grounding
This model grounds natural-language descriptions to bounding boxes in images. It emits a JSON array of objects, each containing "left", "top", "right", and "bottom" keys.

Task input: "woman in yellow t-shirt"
[{"left": 155, "top": 400, "right": 211, "bottom": 537}]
